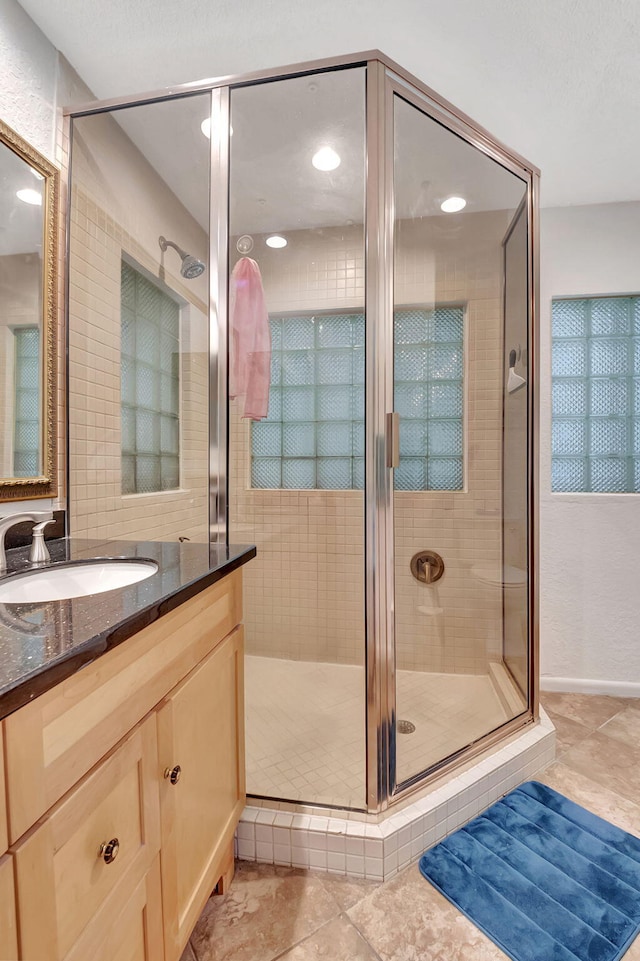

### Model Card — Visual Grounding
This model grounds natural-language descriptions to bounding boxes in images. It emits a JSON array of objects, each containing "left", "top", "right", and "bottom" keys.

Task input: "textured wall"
[
  {"left": 0, "top": 1, "right": 92, "bottom": 515},
  {"left": 540, "top": 201, "right": 640, "bottom": 692},
  {"left": 0, "top": 0, "right": 58, "bottom": 159}
]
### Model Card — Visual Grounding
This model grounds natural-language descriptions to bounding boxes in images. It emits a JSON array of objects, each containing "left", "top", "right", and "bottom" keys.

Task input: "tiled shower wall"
[
  {"left": 230, "top": 229, "right": 367, "bottom": 666},
  {"left": 230, "top": 211, "right": 511, "bottom": 673},
  {"left": 68, "top": 113, "right": 210, "bottom": 543}
]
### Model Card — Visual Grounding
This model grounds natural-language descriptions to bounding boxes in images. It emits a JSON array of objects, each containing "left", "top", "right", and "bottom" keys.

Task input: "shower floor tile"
[{"left": 245, "top": 656, "right": 511, "bottom": 809}]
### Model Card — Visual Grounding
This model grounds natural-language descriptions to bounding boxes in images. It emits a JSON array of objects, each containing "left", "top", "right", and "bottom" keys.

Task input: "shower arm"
[{"left": 159, "top": 236, "right": 188, "bottom": 260}]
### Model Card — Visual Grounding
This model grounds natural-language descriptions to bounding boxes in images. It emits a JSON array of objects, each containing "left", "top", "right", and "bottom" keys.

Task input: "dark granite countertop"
[{"left": 0, "top": 538, "right": 256, "bottom": 721}]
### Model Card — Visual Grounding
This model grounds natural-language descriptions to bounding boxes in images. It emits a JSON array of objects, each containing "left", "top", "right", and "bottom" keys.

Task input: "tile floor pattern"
[
  {"left": 245, "top": 656, "right": 511, "bottom": 807},
  {"left": 183, "top": 692, "right": 640, "bottom": 961}
]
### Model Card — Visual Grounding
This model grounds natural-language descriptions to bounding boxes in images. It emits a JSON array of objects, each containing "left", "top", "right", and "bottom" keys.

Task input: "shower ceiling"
[{"left": 112, "top": 68, "right": 525, "bottom": 237}]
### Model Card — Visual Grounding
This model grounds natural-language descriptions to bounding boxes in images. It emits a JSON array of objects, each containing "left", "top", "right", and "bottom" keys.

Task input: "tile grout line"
[
  {"left": 346, "top": 903, "right": 390, "bottom": 958},
  {"left": 340, "top": 913, "right": 386, "bottom": 961},
  {"left": 266, "top": 912, "right": 386, "bottom": 961}
]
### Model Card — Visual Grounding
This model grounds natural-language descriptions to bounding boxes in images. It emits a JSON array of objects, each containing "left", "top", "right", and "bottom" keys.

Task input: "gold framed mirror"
[{"left": 0, "top": 119, "right": 58, "bottom": 500}]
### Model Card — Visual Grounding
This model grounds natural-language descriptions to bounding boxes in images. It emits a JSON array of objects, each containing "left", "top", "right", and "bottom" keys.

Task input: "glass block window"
[
  {"left": 552, "top": 296, "right": 640, "bottom": 492},
  {"left": 121, "top": 261, "right": 180, "bottom": 494},
  {"left": 394, "top": 307, "right": 464, "bottom": 491},
  {"left": 13, "top": 326, "right": 40, "bottom": 477},
  {"left": 251, "top": 307, "right": 464, "bottom": 491}
]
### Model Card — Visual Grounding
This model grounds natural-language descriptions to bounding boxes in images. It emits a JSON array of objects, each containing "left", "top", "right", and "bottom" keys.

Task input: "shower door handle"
[{"left": 386, "top": 412, "right": 400, "bottom": 469}]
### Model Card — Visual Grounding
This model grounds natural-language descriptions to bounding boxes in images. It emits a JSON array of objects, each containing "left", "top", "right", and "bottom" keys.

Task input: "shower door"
[
  {"left": 388, "top": 83, "right": 532, "bottom": 792},
  {"left": 227, "top": 67, "right": 369, "bottom": 810}
]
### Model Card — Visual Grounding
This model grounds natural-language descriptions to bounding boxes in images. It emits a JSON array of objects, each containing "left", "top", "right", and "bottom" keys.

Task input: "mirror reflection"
[{"left": 0, "top": 120, "right": 57, "bottom": 497}]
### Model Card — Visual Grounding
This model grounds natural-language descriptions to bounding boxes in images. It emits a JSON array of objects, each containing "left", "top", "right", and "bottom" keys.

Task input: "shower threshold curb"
[{"left": 235, "top": 708, "right": 556, "bottom": 881}]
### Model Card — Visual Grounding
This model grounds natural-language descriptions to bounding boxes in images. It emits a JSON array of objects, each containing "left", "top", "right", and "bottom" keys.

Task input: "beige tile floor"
[{"left": 183, "top": 693, "right": 640, "bottom": 961}]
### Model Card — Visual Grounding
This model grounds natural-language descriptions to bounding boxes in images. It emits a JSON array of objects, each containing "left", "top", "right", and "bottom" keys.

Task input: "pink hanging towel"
[{"left": 229, "top": 257, "right": 271, "bottom": 420}]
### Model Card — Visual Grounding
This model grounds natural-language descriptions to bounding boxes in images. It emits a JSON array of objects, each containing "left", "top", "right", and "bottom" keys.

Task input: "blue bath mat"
[{"left": 419, "top": 781, "right": 640, "bottom": 961}]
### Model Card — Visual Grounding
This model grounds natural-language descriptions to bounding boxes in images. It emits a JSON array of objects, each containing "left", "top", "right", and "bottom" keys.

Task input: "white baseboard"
[{"left": 540, "top": 675, "right": 640, "bottom": 698}]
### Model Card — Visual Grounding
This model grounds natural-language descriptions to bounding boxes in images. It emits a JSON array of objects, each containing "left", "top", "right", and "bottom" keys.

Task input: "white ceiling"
[
  {"left": 17, "top": 0, "right": 640, "bottom": 209},
  {"left": 72, "top": 58, "right": 526, "bottom": 238}
]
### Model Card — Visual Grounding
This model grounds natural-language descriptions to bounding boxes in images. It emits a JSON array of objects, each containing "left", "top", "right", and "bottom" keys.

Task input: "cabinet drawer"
[
  {"left": 65, "top": 857, "right": 164, "bottom": 961},
  {"left": 0, "top": 854, "right": 18, "bottom": 961},
  {"left": 5, "top": 570, "right": 242, "bottom": 842},
  {"left": 13, "top": 716, "right": 160, "bottom": 961}
]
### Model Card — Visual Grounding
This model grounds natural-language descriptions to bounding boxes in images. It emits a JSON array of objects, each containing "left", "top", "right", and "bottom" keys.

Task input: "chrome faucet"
[{"left": 0, "top": 512, "right": 54, "bottom": 575}]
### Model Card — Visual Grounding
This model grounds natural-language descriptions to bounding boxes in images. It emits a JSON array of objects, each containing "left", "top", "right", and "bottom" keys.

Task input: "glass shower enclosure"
[{"left": 65, "top": 51, "right": 538, "bottom": 815}]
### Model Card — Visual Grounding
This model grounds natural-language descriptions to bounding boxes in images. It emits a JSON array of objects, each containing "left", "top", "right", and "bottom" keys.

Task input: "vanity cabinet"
[
  {"left": 0, "top": 855, "right": 18, "bottom": 960},
  {"left": 0, "top": 733, "right": 7, "bottom": 856},
  {"left": 0, "top": 568, "right": 245, "bottom": 961},
  {"left": 13, "top": 716, "right": 161, "bottom": 960},
  {"left": 0, "top": 730, "right": 16, "bottom": 961},
  {"left": 4, "top": 570, "right": 242, "bottom": 844},
  {"left": 64, "top": 858, "right": 164, "bottom": 961},
  {"left": 158, "top": 626, "right": 244, "bottom": 958}
]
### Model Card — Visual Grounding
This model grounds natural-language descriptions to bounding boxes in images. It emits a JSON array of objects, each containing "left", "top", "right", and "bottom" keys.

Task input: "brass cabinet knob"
[
  {"left": 164, "top": 764, "right": 181, "bottom": 785},
  {"left": 98, "top": 838, "right": 120, "bottom": 864}
]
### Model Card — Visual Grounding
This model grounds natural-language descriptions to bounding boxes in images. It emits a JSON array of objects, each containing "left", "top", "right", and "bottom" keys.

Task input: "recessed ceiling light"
[
  {"left": 16, "top": 188, "right": 42, "bottom": 206},
  {"left": 201, "top": 118, "right": 233, "bottom": 138},
  {"left": 312, "top": 146, "right": 341, "bottom": 171},
  {"left": 440, "top": 196, "right": 466, "bottom": 213},
  {"left": 266, "top": 235, "right": 287, "bottom": 249}
]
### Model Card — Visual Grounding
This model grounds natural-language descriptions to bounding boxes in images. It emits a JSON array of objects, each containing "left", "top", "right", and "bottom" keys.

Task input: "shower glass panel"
[
  {"left": 67, "top": 95, "right": 211, "bottom": 543},
  {"left": 392, "top": 94, "right": 530, "bottom": 787},
  {"left": 502, "top": 199, "right": 529, "bottom": 696},
  {"left": 227, "top": 68, "right": 367, "bottom": 808}
]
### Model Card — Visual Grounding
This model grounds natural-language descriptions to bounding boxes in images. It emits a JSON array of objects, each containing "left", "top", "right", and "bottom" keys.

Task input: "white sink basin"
[{"left": 0, "top": 559, "right": 158, "bottom": 603}]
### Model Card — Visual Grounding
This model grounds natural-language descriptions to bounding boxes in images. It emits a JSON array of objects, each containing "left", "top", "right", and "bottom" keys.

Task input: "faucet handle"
[
  {"left": 32, "top": 518, "right": 55, "bottom": 533},
  {"left": 418, "top": 556, "right": 433, "bottom": 584},
  {"left": 29, "top": 519, "right": 55, "bottom": 566}
]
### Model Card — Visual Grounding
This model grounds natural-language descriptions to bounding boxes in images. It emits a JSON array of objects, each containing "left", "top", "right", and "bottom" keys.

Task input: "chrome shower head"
[
  {"left": 158, "top": 236, "right": 206, "bottom": 280},
  {"left": 180, "top": 253, "right": 206, "bottom": 279}
]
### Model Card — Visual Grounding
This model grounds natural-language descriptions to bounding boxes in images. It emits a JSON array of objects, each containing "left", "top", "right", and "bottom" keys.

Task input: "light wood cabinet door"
[
  {"left": 158, "top": 626, "right": 245, "bottom": 960},
  {"left": 0, "top": 726, "right": 7, "bottom": 857},
  {"left": 0, "top": 854, "right": 18, "bottom": 961},
  {"left": 64, "top": 857, "right": 164, "bottom": 961},
  {"left": 13, "top": 716, "right": 160, "bottom": 961},
  {"left": 5, "top": 571, "right": 242, "bottom": 843}
]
